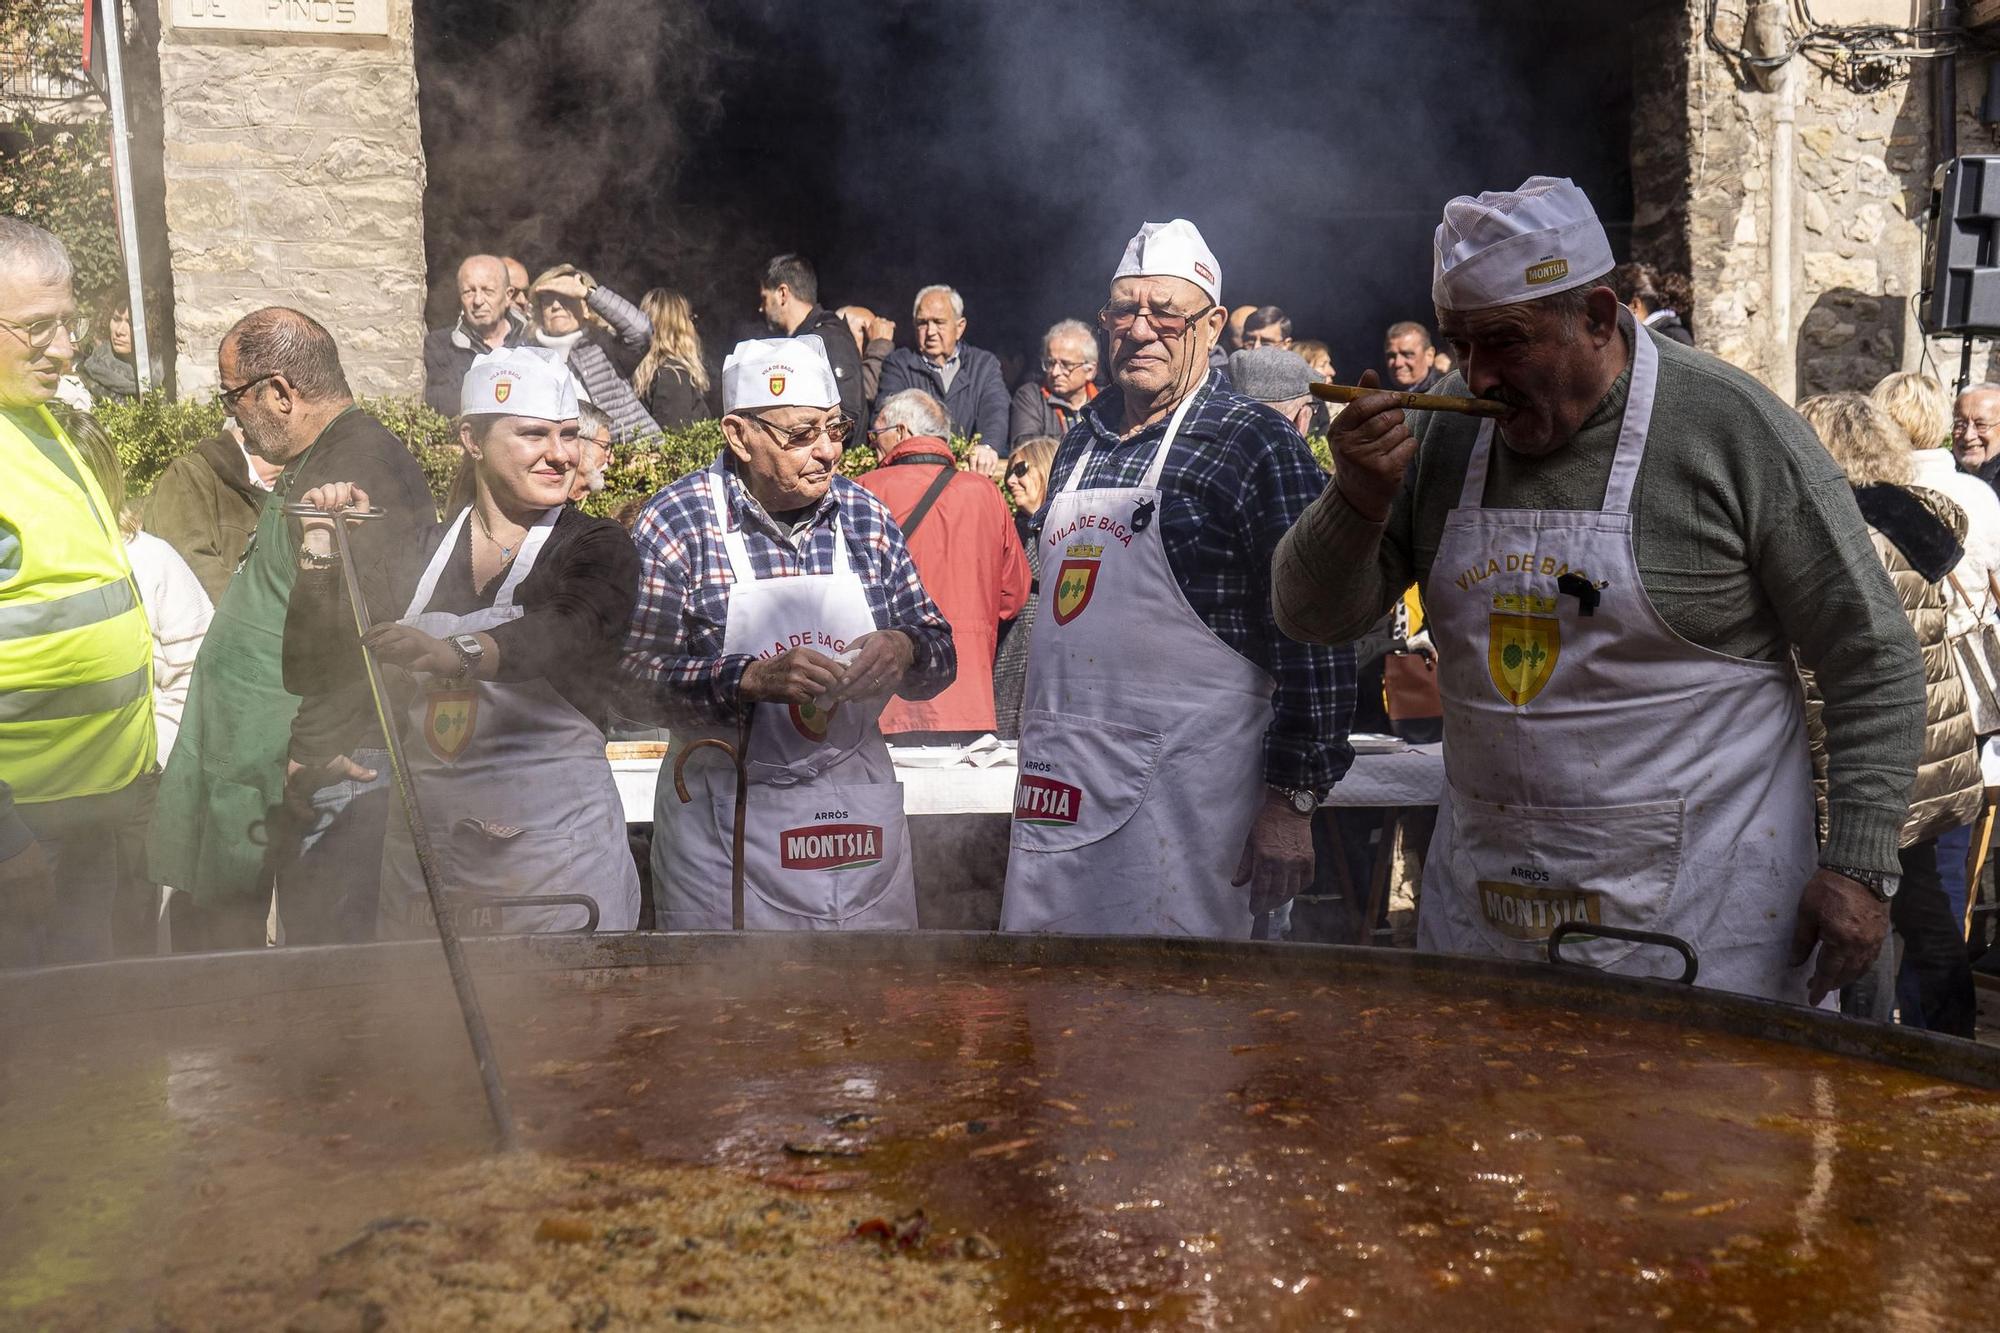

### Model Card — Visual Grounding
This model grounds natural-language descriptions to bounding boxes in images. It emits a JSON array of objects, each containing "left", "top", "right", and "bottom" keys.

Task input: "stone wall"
[
  {"left": 1675, "top": 0, "right": 2000, "bottom": 399},
  {"left": 152, "top": 0, "right": 426, "bottom": 397}
]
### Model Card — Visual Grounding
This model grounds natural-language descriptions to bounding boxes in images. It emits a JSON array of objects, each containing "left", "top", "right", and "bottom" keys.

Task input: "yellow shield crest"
[
  {"left": 1487, "top": 593, "right": 1559, "bottom": 706},
  {"left": 493, "top": 379, "right": 511, "bottom": 404},
  {"left": 769, "top": 374, "right": 786, "bottom": 396},
  {"left": 789, "top": 698, "right": 836, "bottom": 742},
  {"left": 424, "top": 687, "right": 478, "bottom": 762}
]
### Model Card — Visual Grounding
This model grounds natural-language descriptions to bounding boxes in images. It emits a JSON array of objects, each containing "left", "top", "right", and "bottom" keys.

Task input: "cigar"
[{"left": 1308, "top": 382, "right": 1513, "bottom": 419}]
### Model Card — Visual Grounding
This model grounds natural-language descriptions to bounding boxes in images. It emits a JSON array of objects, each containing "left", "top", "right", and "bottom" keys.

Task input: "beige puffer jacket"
[{"left": 1804, "top": 485, "right": 1982, "bottom": 847}]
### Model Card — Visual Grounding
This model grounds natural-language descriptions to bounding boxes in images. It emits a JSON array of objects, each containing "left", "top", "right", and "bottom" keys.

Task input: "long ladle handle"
[{"left": 327, "top": 507, "right": 520, "bottom": 1152}]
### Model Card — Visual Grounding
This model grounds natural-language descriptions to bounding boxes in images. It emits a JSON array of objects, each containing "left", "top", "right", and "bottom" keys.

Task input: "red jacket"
[{"left": 859, "top": 437, "right": 1031, "bottom": 734}]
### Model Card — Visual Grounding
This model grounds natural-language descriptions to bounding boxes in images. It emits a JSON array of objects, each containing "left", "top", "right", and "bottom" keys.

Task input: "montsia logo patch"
[
  {"left": 1524, "top": 258, "right": 1569, "bottom": 286},
  {"left": 780, "top": 822, "right": 882, "bottom": 871},
  {"left": 1015, "top": 774, "right": 1082, "bottom": 825}
]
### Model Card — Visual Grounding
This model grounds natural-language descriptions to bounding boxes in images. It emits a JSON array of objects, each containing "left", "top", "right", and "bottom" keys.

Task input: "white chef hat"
[
  {"left": 460, "top": 345, "right": 580, "bottom": 420},
  {"left": 1113, "top": 218, "right": 1221, "bottom": 306},
  {"left": 1432, "top": 176, "right": 1614, "bottom": 312},
  {"left": 721, "top": 335, "right": 841, "bottom": 414}
]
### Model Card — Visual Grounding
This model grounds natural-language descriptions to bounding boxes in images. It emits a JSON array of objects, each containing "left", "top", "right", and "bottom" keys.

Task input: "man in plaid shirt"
[
  {"left": 1003, "top": 218, "right": 1356, "bottom": 940},
  {"left": 620, "top": 451, "right": 955, "bottom": 729}
]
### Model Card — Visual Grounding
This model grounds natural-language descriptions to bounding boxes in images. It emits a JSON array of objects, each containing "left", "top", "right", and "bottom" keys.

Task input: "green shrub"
[{"left": 95, "top": 392, "right": 989, "bottom": 520}]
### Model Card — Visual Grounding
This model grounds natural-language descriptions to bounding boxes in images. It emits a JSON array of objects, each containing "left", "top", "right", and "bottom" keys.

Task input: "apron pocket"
[
  {"left": 1446, "top": 787, "right": 1684, "bottom": 970},
  {"left": 736, "top": 779, "right": 909, "bottom": 923},
  {"left": 440, "top": 818, "right": 584, "bottom": 931},
  {"left": 1010, "top": 708, "right": 1164, "bottom": 853}
]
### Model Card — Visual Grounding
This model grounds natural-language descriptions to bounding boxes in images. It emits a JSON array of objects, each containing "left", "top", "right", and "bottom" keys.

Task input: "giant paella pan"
[{"left": 4, "top": 930, "right": 2000, "bottom": 1330}]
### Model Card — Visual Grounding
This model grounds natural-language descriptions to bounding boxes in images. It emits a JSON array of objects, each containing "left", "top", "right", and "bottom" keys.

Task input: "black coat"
[
  {"left": 646, "top": 362, "right": 712, "bottom": 431},
  {"left": 791, "top": 305, "right": 867, "bottom": 425}
]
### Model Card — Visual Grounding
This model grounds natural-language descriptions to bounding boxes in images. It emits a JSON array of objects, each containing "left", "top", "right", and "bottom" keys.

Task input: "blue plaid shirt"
[
  {"left": 621, "top": 465, "right": 956, "bottom": 726},
  {"left": 1041, "top": 372, "right": 1356, "bottom": 790}
]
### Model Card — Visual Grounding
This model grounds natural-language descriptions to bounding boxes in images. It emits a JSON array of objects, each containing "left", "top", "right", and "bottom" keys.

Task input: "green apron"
[{"left": 148, "top": 418, "right": 345, "bottom": 905}]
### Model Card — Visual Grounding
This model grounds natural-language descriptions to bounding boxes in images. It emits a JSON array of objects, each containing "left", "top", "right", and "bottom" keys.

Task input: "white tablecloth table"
[{"left": 612, "top": 742, "right": 1443, "bottom": 823}]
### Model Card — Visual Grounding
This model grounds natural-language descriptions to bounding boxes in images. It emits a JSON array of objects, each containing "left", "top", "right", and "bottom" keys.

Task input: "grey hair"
[
  {"left": 0, "top": 218, "right": 72, "bottom": 287},
  {"left": 875, "top": 388, "right": 951, "bottom": 439},
  {"left": 1957, "top": 381, "right": 2000, "bottom": 402},
  {"left": 1043, "top": 318, "right": 1097, "bottom": 362},
  {"left": 578, "top": 400, "right": 613, "bottom": 439},
  {"left": 913, "top": 284, "right": 964, "bottom": 320}
]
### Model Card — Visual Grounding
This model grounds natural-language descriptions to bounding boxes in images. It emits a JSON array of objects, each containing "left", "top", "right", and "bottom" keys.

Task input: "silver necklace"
[{"left": 472, "top": 506, "right": 519, "bottom": 561}]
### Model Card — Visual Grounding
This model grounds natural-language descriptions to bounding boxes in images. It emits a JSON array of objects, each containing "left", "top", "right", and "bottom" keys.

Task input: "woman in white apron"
[
  {"left": 295, "top": 347, "right": 640, "bottom": 938},
  {"left": 643, "top": 337, "right": 949, "bottom": 930}
]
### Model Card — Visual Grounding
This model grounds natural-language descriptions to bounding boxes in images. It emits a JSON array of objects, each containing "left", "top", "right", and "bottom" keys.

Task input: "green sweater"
[{"left": 1272, "top": 325, "right": 1925, "bottom": 876}]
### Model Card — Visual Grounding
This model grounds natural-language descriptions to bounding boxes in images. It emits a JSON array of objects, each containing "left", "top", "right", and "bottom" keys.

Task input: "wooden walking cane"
[{"left": 673, "top": 709, "right": 752, "bottom": 930}]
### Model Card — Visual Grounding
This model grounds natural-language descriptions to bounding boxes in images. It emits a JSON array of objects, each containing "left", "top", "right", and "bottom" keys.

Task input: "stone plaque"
[{"left": 169, "top": 0, "right": 389, "bottom": 38}]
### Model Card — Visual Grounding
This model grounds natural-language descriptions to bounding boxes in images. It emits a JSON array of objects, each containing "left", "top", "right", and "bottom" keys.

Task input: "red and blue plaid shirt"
[
  {"left": 1042, "top": 372, "right": 1357, "bottom": 791},
  {"left": 621, "top": 464, "right": 956, "bottom": 727}
]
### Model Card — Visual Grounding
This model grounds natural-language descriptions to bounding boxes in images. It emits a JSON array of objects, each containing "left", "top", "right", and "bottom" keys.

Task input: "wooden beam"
[{"left": 1967, "top": 0, "right": 2000, "bottom": 30}]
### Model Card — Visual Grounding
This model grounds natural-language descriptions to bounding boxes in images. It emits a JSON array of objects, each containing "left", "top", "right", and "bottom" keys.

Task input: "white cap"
[
  {"left": 1431, "top": 176, "right": 1614, "bottom": 312},
  {"left": 721, "top": 335, "right": 840, "bottom": 414},
  {"left": 1113, "top": 218, "right": 1221, "bottom": 306},
  {"left": 460, "top": 346, "right": 580, "bottom": 420}
]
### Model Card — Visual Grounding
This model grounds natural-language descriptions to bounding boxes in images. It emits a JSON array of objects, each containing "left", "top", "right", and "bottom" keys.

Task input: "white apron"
[
  {"left": 378, "top": 507, "right": 641, "bottom": 938},
  {"left": 1001, "top": 390, "right": 1276, "bottom": 937},
  {"left": 1415, "top": 330, "right": 1819, "bottom": 1002},
  {"left": 651, "top": 467, "right": 918, "bottom": 930}
]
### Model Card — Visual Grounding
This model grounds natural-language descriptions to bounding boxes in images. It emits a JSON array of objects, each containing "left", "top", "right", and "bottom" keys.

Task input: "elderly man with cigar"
[
  {"left": 1001, "top": 219, "right": 1356, "bottom": 939},
  {"left": 1272, "top": 176, "right": 1924, "bottom": 1006}
]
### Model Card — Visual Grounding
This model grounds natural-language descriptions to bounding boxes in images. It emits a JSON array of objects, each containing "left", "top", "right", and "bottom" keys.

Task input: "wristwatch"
[
  {"left": 449, "top": 634, "right": 485, "bottom": 679},
  {"left": 1824, "top": 863, "right": 1900, "bottom": 901},
  {"left": 1273, "top": 786, "right": 1323, "bottom": 817}
]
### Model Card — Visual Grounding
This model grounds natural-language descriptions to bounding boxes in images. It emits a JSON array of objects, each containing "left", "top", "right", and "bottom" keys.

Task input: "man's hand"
[
  {"left": 1328, "top": 369, "right": 1416, "bottom": 523},
  {"left": 1789, "top": 867, "right": 1891, "bottom": 1004},
  {"left": 967, "top": 444, "right": 1002, "bottom": 480},
  {"left": 364, "top": 623, "right": 463, "bottom": 678},
  {"left": 0, "top": 839, "right": 54, "bottom": 914},
  {"left": 295, "top": 482, "right": 372, "bottom": 558},
  {"left": 821, "top": 630, "right": 916, "bottom": 708},
  {"left": 867, "top": 316, "right": 896, "bottom": 344},
  {"left": 285, "top": 754, "right": 379, "bottom": 813},
  {"left": 1233, "top": 790, "right": 1316, "bottom": 917},
  {"left": 739, "top": 647, "right": 844, "bottom": 706}
]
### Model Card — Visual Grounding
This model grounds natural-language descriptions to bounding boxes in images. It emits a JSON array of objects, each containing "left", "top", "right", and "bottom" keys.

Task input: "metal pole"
[
  {"left": 96, "top": 0, "right": 152, "bottom": 394},
  {"left": 327, "top": 508, "right": 520, "bottom": 1153}
]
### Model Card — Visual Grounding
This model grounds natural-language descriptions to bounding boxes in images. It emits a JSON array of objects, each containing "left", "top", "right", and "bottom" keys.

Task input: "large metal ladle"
[{"left": 288, "top": 501, "right": 519, "bottom": 1152}]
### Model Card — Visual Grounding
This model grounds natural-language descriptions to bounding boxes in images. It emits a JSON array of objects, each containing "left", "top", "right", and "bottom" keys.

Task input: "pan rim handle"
[{"left": 1547, "top": 921, "right": 1699, "bottom": 986}]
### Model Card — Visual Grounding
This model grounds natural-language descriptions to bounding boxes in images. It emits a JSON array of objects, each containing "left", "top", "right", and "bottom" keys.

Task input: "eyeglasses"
[
  {"left": 1097, "top": 301, "right": 1214, "bottom": 340},
  {"left": 1955, "top": 418, "right": 2000, "bottom": 435},
  {"left": 866, "top": 422, "right": 908, "bottom": 445},
  {"left": 0, "top": 312, "right": 77, "bottom": 353},
  {"left": 1041, "top": 356, "right": 1093, "bottom": 373},
  {"left": 219, "top": 372, "right": 281, "bottom": 409},
  {"left": 749, "top": 413, "right": 854, "bottom": 449},
  {"left": 1005, "top": 463, "right": 1032, "bottom": 480}
]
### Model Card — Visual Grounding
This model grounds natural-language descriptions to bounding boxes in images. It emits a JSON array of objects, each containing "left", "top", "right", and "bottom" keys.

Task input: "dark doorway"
[{"left": 415, "top": 0, "right": 1657, "bottom": 385}]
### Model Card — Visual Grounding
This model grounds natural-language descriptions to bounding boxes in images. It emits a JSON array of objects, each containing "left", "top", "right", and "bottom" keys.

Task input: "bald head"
[
  {"left": 219, "top": 307, "right": 351, "bottom": 463},
  {"left": 457, "top": 254, "right": 510, "bottom": 340},
  {"left": 1954, "top": 383, "right": 2000, "bottom": 471},
  {"left": 1225, "top": 304, "right": 1257, "bottom": 352}
]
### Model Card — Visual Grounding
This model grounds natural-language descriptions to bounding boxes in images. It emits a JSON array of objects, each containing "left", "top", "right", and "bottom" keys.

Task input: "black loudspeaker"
[{"left": 1927, "top": 155, "right": 2000, "bottom": 334}]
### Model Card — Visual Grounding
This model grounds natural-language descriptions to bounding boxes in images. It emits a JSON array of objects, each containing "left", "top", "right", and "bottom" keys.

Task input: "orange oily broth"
[{"left": 3, "top": 960, "right": 2000, "bottom": 1330}]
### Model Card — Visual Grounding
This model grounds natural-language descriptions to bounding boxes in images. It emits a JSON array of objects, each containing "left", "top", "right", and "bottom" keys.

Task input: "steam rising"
[{"left": 416, "top": 0, "right": 1645, "bottom": 375}]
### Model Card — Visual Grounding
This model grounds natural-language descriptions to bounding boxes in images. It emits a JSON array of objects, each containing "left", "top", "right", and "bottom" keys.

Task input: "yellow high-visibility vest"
[{"left": 0, "top": 403, "right": 154, "bottom": 803}]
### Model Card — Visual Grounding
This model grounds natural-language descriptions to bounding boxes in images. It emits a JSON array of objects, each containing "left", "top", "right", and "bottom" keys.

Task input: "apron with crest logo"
[
  {"left": 376, "top": 507, "right": 640, "bottom": 938},
  {"left": 651, "top": 465, "right": 918, "bottom": 930},
  {"left": 1416, "top": 329, "right": 1819, "bottom": 1002},
  {"left": 1001, "top": 389, "right": 1276, "bottom": 938}
]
